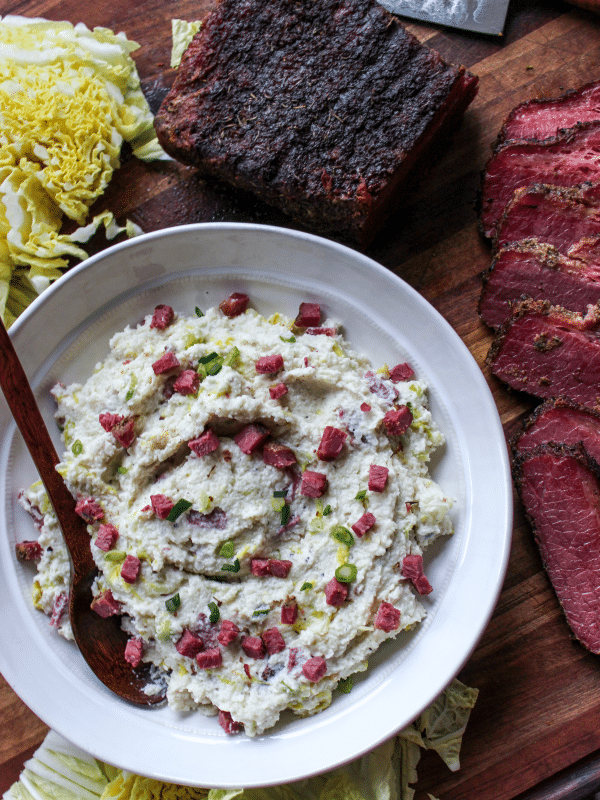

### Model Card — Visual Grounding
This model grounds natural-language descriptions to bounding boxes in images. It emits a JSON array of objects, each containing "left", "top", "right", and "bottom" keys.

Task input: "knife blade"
[{"left": 378, "top": 0, "right": 510, "bottom": 35}]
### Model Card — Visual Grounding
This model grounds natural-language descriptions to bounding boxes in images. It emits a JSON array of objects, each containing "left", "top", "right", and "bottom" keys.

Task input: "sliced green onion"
[
  {"left": 322, "top": 504, "right": 332, "bottom": 516},
  {"left": 166, "top": 499, "right": 193, "bottom": 522},
  {"left": 71, "top": 439, "right": 83, "bottom": 456},
  {"left": 355, "top": 489, "right": 367, "bottom": 502},
  {"left": 281, "top": 504, "right": 291, "bottom": 526},
  {"left": 300, "top": 581, "right": 313, "bottom": 591},
  {"left": 221, "top": 558, "right": 240, "bottom": 573},
  {"left": 165, "top": 593, "right": 181, "bottom": 613},
  {"left": 224, "top": 346, "right": 240, "bottom": 367},
  {"left": 199, "top": 351, "right": 219, "bottom": 364},
  {"left": 335, "top": 563, "right": 357, "bottom": 583},
  {"left": 125, "top": 374, "right": 137, "bottom": 401},
  {"left": 252, "top": 607, "right": 270, "bottom": 617},
  {"left": 337, "top": 677, "right": 354, "bottom": 694},
  {"left": 208, "top": 601, "right": 220, "bottom": 623},
  {"left": 117, "top": 466, "right": 128, "bottom": 474},
  {"left": 271, "top": 496, "right": 285, "bottom": 513},
  {"left": 273, "top": 490, "right": 288, "bottom": 498},
  {"left": 104, "top": 550, "right": 126, "bottom": 563},
  {"left": 219, "top": 540, "right": 235, "bottom": 559},
  {"left": 195, "top": 307, "right": 204, "bottom": 317},
  {"left": 280, "top": 335, "right": 296, "bottom": 343},
  {"left": 331, "top": 526, "right": 354, "bottom": 546},
  {"left": 205, "top": 356, "right": 224, "bottom": 376}
]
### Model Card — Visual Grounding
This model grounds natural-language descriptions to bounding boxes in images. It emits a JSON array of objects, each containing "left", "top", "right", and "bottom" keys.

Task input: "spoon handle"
[{"left": 0, "top": 319, "right": 94, "bottom": 579}]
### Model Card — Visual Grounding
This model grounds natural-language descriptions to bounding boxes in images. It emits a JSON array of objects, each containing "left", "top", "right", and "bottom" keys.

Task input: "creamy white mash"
[{"left": 19, "top": 295, "right": 453, "bottom": 736}]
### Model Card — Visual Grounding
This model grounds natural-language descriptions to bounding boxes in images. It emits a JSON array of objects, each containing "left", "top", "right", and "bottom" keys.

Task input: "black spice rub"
[{"left": 154, "top": 0, "right": 478, "bottom": 248}]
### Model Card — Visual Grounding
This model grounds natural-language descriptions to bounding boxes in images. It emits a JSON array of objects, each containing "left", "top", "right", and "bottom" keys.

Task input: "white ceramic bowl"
[{"left": 0, "top": 223, "right": 512, "bottom": 788}]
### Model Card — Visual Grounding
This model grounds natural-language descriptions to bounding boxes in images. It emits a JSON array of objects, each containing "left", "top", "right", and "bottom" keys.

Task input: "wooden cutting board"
[{"left": 2, "top": 1, "right": 600, "bottom": 798}]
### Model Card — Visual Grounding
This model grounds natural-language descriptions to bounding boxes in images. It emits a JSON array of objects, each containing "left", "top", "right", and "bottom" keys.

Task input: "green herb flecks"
[
  {"left": 165, "top": 593, "right": 181, "bottom": 613},
  {"left": 337, "top": 677, "right": 353, "bottom": 694},
  {"left": 71, "top": 439, "right": 83, "bottom": 456},
  {"left": 125, "top": 374, "right": 137, "bottom": 402},
  {"left": 331, "top": 526, "right": 354, "bottom": 547},
  {"left": 219, "top": 540, "right": 235, "bottom": 559},
  {"left": 221, "top": 558, "right": 240, "bottom": 573},
  {"left": 166, "top": 499, "right": 193, "bottom": 522},
  {"left": 195, "top": 307, "right": 204, "bottom": 317},
  {"left": 208, "top": 601, "right": 220, "bottom": 623}
]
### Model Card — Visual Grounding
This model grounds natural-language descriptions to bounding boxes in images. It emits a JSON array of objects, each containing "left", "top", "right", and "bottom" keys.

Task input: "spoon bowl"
[{"left": 0, "top": 318, "right": 166, "bottom": 706}]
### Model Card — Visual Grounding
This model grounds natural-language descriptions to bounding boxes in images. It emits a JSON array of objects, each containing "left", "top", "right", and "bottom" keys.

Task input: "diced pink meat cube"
[
  {"left": 124, "top": 638, "right": 143, "bottom": 667},
  {"left": 302, "top": 656, "right": 327, "bottom": 682},
  {"left": 15, "top": 540, "right": 43, "bottom": 561},
  {"left": 152, "top": 352, "right": 180, "bottom": 374},
  {"left": 389, "top": 362, "right": 415, "bottom": 382},
  {"left": 120, "top": 554, "right": 141, "bottom": 584},
  {"left": 256, "top": 354, "right": 284, "bottom": 374},
  {"left": 401, "top": 554, "right": 424, "bottom": 581},
  {"left": 365, "top": 370, "right": 399, "bottom": 404},
  {"left": 241, "top": 635, "right": 266, "bottom": 659},
  {"left": 112, "top": 417, "right": 136, "bottom": 448},
  {"left": 287, "top": 647, "right": 300, "bottom": 672},
  {"left": 99, "top": 412, "right": 123, "bottom": 432},
  {"left": 383, "top": 405, "right": 413, "bottom": 437},
  {"left": 50, "top": 592, "right": 68, "bottom": 628},
  {"left": 189, "top": 429, "right": 220, "bottom": 457},
  {"left": 218, "top": 709, "right": 243, "bottom": 734},
  {"left": 300, "top": 470, "right": 328, "bottom": 497},
  {"left": 368, "top": 464, "right": 389, "bottom": 492},
  {"left": 414, "top": 574, "right": 433, "bottom": 595},
  {"left": 317, "top": 426, "right": 347, "bottom": 461},
  {"left": 219, "top": 292, "right": 249, "bottom": 317},
  {"left": 268, "top": 559, "right": 292, "bottom": 578},
  {"left": 150, "top": 494, "right": 174, "bottom": 519},
  {"left": 176, "top": 629, "right": 205, "bottom": 658},
  {"left": 217, "top": 619, "right": 240, "bottom": 646},
  {"left": 374, "top": 601, "right": 401, "bottom": 632},
  {"left": 281, "top": 599, "right": 298, "bottom": 625},
  {"left": 196, "top": 647, "right": 223, "bottom": 669},
  {"left": 262, "top": 441, "right": 296, "bottom": 468},
  {"left": 91, "top": 590, "right": 121, "bottom": 618},
  {"left": 351, "top": 512, "right": 376, "bottom": 537},
  {"left": 95, "top": 523, "right": 119, "bottom": 552},
  {"left": 75, "top": 497, "right": 104, "bottom": 523},
  {"left": 173, "top": 369, "right": 200, "bottom": 395},
  {"left": 262, "top": 626, "right": 286, "bottom": 655},
  {"left": 305, "top": 327, "right": 337, "bottom": 336},
  {"left": 150, "top": 304, "right": 175, "bottom": 330},
  {"left": 250, "top": 558, "right": 271, "bottom": 576},
  {"left": 325, "top": 577, "right": 348, "bottom": 607},
  {"left": 269, "top": 382, "right": 288, "bottom": 400},
  {"left": 234, "top": 423, "right": 270, "bottom": 454},
  {"left": 295, "top": 302, "right": 321, "bottom": 328},
  {"left": 360, "top": 402, "right": 371, "bottom": 413}
]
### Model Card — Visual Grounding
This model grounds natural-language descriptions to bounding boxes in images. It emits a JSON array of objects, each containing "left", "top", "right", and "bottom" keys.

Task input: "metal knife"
[{"left": 378, "top": 0, "right": 511, "bottom": 35}]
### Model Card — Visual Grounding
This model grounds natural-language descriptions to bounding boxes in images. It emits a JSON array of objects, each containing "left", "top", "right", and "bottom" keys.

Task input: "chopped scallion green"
[
  {"left": 166, "top": 499, "right": 193, "bottom": 522},
  {"left": 117, "top": 466, "right": 128, "bottom": 474},
  {"left": 280, "top": 335, "right": 296, "bottom": 343},
  {"left": 199, "top": 351, "right": 219, "bottom": 364},
  {"left": 252, "top": 607, "right": 270, "bottom": 616},
  {"left": 335, "top": 563, "right": 357, "bottom": 583},
  {"left": 71, "top": 439, "right": 83, "bottom": 456},
  {"left": 273, "top": 490, "right": 288, "bottom": 498},
  {"left": 331, "top": 526, "right": 354, "bottom": 546},
  {"left": 104, "top": 550, "right": 126, "bottom": 563},
  {"left": 300, "top": 581, "right": 313, "bottom": 591},
  {"left": 281, "top": 504, "right": 291, "bottom": 525},
  {"left": 221, "top": 558, "right": 240, "bottom": 573},
  {"left": 125, "top": 374, "right": 137, "bottom": 401},
  {"left": 322, "top": 504, "right": 332, "bottom": 516},
  {"left": 195, "top": 307, "right": 204, "bottom": 317},
  {"left": 208, "top": 601, "right": 220, "bottom": 623},
  {"left": 355, "top": 490, "right": 367, "bottom": 502},
  {"left": 219, "top": 540, "right": 235, "bottom": 559},
  {"left": 165, "top": 593, "right": 181, "bottom": 613},
  {"left": 337, "top": 677, "right": 353, "bottom": 694},
  {"left": 224, "top": 346, "right": 240, "bottom": 367}
]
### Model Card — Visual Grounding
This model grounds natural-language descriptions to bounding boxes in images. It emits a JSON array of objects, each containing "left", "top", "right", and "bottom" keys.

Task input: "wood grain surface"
[{"left": 2, "top": 0, "right": 600, "bottom": 798}]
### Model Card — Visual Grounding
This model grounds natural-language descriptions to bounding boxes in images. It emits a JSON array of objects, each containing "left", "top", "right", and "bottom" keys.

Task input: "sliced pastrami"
[
  {"left": 513, "top": 442, "right": 600, "bottom": 653},
  {"left": 176, "top": 629, "right": 205, "bottom": 657},
  {"left": 479, "top": 121, "right": 600, "bottom": 239},
  {"left": 241, "top": 635, "right": 266, "bottom": 659},
  {"left": 511, "top": 397, "right": 600, "bottom": 466},
  {"left": 368, "top": 464, "right": 389, "bottom": 492},
  {"left": 196, "top": 647, "right": 223, "bottom": 668},
  {"left": 152, "top": 352, "right": 180, "bottom": 374},
  {"left": 120, "top": 554, "right": 141, "bottom": 584},
  {"left": 316, "top": 426, "right": 347, "bottom": 461},
  {"left": 269, "top": 382, "right": 288, "bottom": 399},
  {"left": 281, "top": 599, "right": 298, "bottom": 624},
  {"left": 217, "top": 619, "right": 240, "bottom": 646},
  {"left": 150, "top": 304, "right": 175, "bottom": 330},
  {"left": 262, "top": 626, "right": 286, "bottom": 655},
  {"left": 479, "top": 241, "right": 600, "bottom": 330},
  {"left": 302, "top": 656, "right": 327, "bottom": 682},
  {"left": 150, "top": 494, "right": 174, "bottom": 519},
  {"left": 351, "top": 512, "right": 376, "bottom": 537},
  {"left": 401, "top": 554, "right": 433, "bottom": 595},
  {"left": 99, "top": 412, "right": 123, "bottom": 432},
  {"left": 389, "top": 362, "right": 415, "bottom": 382},
  {"left": 325, "top": 577, "right": 348, "bottom": 606},
  {"left": 219, "top": 293, "right": 249, "bottom": 317},
  {"left": 383, "top": 405, "right": 413, "bottom": 436},
  {"left": 487, "top": 299, "right": 600, "bottom": 408},
  {"left": 218, "top": 709, "right": 243, "bottom": 734},
  {"left": 75, "top": 496, "right": 104, "bottom": 523},
  {"left": 365, "top": 370, "right": 399, "bottom": 404},
  {"left": 173, "top": 369, "right": 200, "bottom": 395},
  {"left": 234, "top": 422, "right": 270, "bottom": 454},
  {"left": 111, "top": 417, "right": 136, "bottom": 448},
  {"left": 268, "top": 559, "right": 292, "bottom": 578},
  {"left": 494, "top": 183, "right": 600, "bottom": 256},
  {"left": 256, "top": 354, "right": 284, "bottom": 374},
  {"left": 15, "top": 540, "right": 43, "bottom": 561}
]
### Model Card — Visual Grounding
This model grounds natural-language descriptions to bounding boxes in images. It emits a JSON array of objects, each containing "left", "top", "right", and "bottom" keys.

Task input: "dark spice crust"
[{"left": 154, "top": 0, "right": 478, "bottom": 248}]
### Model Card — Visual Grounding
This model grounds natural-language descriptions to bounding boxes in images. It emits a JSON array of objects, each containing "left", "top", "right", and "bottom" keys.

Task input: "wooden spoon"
[{"left": 0, "top": 319, "right": 166, "bottom": 705}]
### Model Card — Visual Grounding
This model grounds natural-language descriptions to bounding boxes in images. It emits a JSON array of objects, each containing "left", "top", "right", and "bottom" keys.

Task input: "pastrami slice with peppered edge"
[
  {"left": 486, "top": 299, "right": 600, "bottom": 409},
  {"left": 513, "top": 442, "right": 600, "bottom": 653},
  {"left": 511, "top": 397, "right": 600, "bottom": 465},
  {"left": 479, "top": 241, "right": 600, "bottom": 330}
]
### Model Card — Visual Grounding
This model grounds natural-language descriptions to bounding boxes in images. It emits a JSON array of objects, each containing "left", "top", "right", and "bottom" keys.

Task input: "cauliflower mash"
[{"left": 19, "top": 294, "right": 453, "bottom": 736}]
